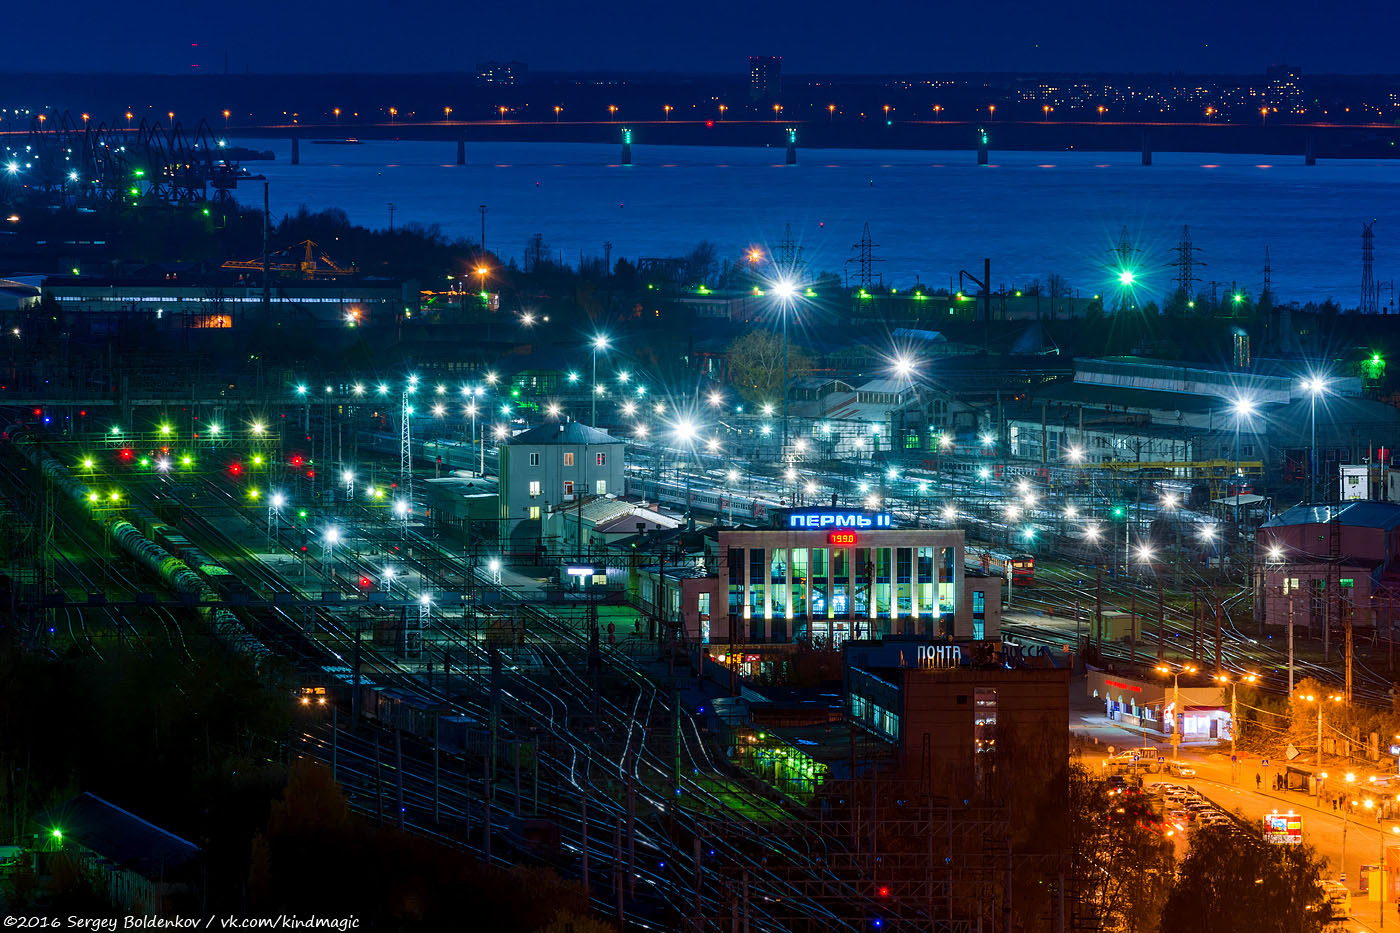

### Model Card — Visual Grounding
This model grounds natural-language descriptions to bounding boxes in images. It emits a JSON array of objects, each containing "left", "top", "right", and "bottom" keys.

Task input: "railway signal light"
[
  {"left": 359, "top": 576, "right": 371, "bottom": 588},
  {"left": 119, "top": 449, "right": 133, "bottom": 460},
  {"left": 290, "top": 455, "right": 303, "bottom": 467},
  {"left": 229, "top": 463, "right": 241, "bottom": 475}
]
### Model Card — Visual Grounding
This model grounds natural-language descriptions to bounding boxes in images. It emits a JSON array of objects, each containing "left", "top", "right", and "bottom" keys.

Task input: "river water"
[{"left": 230, "top": 137, "right": 1399, "bottom": 306}]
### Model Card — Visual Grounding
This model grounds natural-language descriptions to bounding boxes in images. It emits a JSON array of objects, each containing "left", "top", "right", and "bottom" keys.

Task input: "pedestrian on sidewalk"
[{"left": 1256, "top": 774, "right": 1261, "bottom": 790}]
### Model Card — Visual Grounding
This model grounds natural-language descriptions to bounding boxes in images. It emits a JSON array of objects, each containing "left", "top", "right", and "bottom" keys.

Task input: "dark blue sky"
[{"left": 11, "top": 0, "right": 1392, "bottom": 74}]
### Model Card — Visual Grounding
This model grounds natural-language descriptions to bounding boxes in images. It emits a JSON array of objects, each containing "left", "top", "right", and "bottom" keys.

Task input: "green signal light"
[
  {"left": 298, "top": 510, "right": 307, "bottom": 518},
  {"left": 51, "top": 828, "right": 62, "bottom": 840},
  {"left": 201, "top": 207, "right": 210, "bottom": 216},
  {"left": 1118, "top": 269, "right": 1135, "bottom": 286}
]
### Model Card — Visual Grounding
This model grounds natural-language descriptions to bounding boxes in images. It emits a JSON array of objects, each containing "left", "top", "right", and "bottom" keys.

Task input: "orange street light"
[
  {"left": 554, "top": 105, "right": 562, "bottom": 121},
  {"left": 499, "top": 106, "right": 508, "bottom": 121},
  {"left": 719, "top": 104, "right": 728, "bottom": 120},
  {"left": 664, "top": 104, "right": 673, "bottom": 120},
  {"left": 444, "top": 106, "right": 453, "bottom": 121},
  {"left": 828, "top": 104, "right": 836, "bottom": 121},
  {"left": 1043, "top": 105, "right": 1052, "bottom": 121},
  {"left": 608, "top": 105, "right": 618, "bottom": 120},
  {"left": 1097, "top": 105, "right": 1106, "bottom": 121}
]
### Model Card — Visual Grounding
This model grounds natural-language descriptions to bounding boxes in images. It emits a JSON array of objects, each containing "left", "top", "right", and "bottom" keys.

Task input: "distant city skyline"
[{"left": 7, "top": 0, "right": 1395, "bottom": 75}]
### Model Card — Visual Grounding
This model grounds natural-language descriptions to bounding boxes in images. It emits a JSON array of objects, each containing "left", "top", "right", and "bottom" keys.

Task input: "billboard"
[{"left": 1262, "top": 812, "right": 1302, "bottom": 844}]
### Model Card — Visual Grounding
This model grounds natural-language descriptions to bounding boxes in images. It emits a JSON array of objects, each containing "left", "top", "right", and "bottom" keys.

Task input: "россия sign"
[{"left": 786, "top": 510, "right": 894, "bottom": 530}]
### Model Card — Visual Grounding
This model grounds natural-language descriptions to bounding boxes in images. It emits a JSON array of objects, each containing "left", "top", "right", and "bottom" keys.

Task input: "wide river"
[{"left": 231, "top": 138, "right": 1398, "bottom": 306}]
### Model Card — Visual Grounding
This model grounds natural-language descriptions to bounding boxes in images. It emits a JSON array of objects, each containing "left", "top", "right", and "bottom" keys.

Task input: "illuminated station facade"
[{"left": 647, "top": 508, "right": 1002, "bottom": 671}]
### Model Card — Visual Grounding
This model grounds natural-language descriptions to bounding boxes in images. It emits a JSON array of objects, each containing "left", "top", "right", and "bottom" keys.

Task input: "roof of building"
[
  {"left": 504, "top": 422, "right": 620, "bottom": 446},
  {"left": 1261, "top": 501, "right": 1400, "bottom": 531},
  {"left": 593, "top": 512, "right": 679, "bottom": 534},
  {"left": 35, "top": 793, "right": 199, "bottom": 879},
  {"left": 1029, "top": 380, "right": 1226, "bottom": 415}
]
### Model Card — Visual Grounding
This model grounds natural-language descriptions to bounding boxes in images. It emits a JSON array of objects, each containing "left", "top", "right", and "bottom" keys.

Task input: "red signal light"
[
  {"left": 359, "top": 577, "right": 371, "bottom": 587},
  {"left": 32, "top": 408, "right": 41, "bottom": 416},
  {"left": 306, "top": 470, "right": 315, "bottom": 478},
  {"left": 878, "top": 886, "right": 890, "bottom": 898},
  {"left": 120, "top": 449, "right": 133, "bottom": 460},
  {"left": 290, "top": 455, "right": 303, "bottom": 466},
  {"left": 705, "top": 119, "right": 714, "bottom": 127},
  {"left": 229, "top": 463, "right": 241, "bottom": 475}
]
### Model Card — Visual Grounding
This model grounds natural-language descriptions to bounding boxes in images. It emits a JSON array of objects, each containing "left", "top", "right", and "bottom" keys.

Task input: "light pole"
[
  {"left": 323, "top": 527, "right": 340, "bottom": 581},
  {"left": 1298, "top": 692, "right": 1344, "bottom": 796},
  {"left": 772, "top": 277, "right": 799, "bottom": 452},
  {"left": 1303, "top": 376, "right": 1329, "bottom": 503},
  {"left": 1267, "top": 544, "right": 1294, "bottom": 692},
  {"left": 383, "top": 566, "right": 395, "bottom": 596},
  {"left": 1230, "top": 395, "right": 1256, "bottom": 538},
  {"left": 465, "top": 401, "right": 479, "bottom": 476},
  {"left": 1342, "top": 771, "right": 1357, "bottom": 883},
  {"left": 1215, "top": 672, "right": 1258, "bottom": 782},
  {"left": 268, "top": 492, "right": 285, "bottom": 550},
  {"left": 590, "top": 334, "right": 609, "bottom": 426},
  {"left": 1156, "top": 662, "right": 1197, "bottom": 759}
]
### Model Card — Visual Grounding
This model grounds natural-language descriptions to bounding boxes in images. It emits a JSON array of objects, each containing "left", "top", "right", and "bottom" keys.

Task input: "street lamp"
[
  {"left": 322, "top": 527, "right": 341, "bottom": 580},
  {"left": 590, "top": 334, "right": 609, "bottom": 426},
  {"left": 1298, "top": 692, "right": 1345, "bottom": 796},
  {"left": 1215, "top": 672, "right": 1258, "bottom": 781},
  {"left": 1155, "top": 663, "right": 1197, "bottom": 759},
  {"left": 1229, "top": 395, "right": 1257, "bottom": 535},
  {"left": 771, "top": 277, "right": 800, "bottom": 451},
  {"left": 1302, "top": 376, "right": 1330, "bottom": 503},
  {"left": 382, "top": 566, "right": 395, "bottom": 595}
]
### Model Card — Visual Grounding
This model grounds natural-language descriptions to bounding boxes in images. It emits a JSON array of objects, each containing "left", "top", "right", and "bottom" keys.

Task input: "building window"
[
  {"left": 974, "top": 687, "right": 997, "bottom": 754},
  {"left": 528, "top": 480, "right": 541, "bottom": 497},
  {"left": 529, "top": 452, "right": 540, "bottom": 466},
  {"left": 596, "top": 479, "right": 607, "bottom": 495},
  {"left": 972, "top": 590, "right": 986, "bottom": 640},
  {"left": 528, "top": 506, "right": 541, "bottom": 521},
  {"left": 563, "top": 480, "right": 574, "bottom": 496},
  {"left": 563, "top": 452, "right": 574, "bottom": 466},
  {"left": 596, "top": 452, "right": 607, "bottom": 467}
]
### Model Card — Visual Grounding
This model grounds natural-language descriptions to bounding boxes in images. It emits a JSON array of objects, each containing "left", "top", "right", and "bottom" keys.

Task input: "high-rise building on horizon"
[{"left": 749, "top": 55, "right": 781, "bottom": 101}]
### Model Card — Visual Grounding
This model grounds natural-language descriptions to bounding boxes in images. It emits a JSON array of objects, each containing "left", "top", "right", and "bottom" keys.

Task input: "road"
[{"left": 1077, "top": 711, "right": 1398, "bottom": 930}]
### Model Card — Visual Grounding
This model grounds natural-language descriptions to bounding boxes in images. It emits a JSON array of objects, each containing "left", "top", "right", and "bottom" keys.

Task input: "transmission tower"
[
  {"left": 845, "top": 222, "right": 883, "bottom": 289},
  {"left": 1170, "top": 224, "right": 1203, "bottom": 301},
  {"left": 1261, "top": 246, "right": 1272, "bottom": 305},
  {"left": 776, "top": 223, "right": 805, "bottom": 279},
  {"left": 1362, "top": 220, "right": 1379, "bottom": 314},
  {"left": 400, "top": 390, "right": 414, "bottom": 509}
]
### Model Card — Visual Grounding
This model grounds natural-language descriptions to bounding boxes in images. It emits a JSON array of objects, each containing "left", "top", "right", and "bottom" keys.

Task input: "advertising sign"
[
  {"left": 786, "top": 510, "right": 894, "bottom": 530},
  {"left": 1261, "top": 812, "right": 1303, "bottom": 844}
]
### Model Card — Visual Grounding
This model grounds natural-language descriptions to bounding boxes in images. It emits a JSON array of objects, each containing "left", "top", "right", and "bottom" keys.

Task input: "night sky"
[{"left": 13, "top": 0, "right": 1393, "bottom": 75}]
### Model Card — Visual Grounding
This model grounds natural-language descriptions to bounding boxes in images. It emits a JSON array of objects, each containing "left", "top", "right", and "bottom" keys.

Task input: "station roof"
[
  {"left": 35, "top": 793, "right": 199, "bottom": 879},
  {"left": 1262, "top": 501, "right": 1400, "bottom": 531},
  {"left": 504, "top": 422, "right": 620, "bottom": 446}
]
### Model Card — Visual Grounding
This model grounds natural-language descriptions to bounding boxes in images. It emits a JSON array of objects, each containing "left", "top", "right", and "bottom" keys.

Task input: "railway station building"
[{"left": 638, "top": 508, "right": 1002, "bottom": 659}]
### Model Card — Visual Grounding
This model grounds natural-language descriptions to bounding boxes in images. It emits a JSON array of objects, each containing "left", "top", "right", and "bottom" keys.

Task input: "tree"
[
  {"left": 1160, "top": 824, "right": 1327, "bottom": 933},
  {"left": 1067, "top": 762, "right": 1174, "bottom": 932},
  {"left": 686, "top": 240, "right": 719, "bottom": 285},
  {"left": 725, "top": 329, "right": 812, "bottom": 405}
]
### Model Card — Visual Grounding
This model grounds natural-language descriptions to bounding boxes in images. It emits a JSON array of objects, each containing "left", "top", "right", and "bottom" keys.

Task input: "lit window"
[
  {"left": 564, "top": 480, "right": 574, "bottom": 496},
  {"left": 563, "top": 452, "right": 574, "bottom": 467},
  {"left": 528, "top": 481, "right": 541, "bottom": 497},
  {"left": 528, "top": 506, "right": 541, "bottom": 521},
  {"left": 596, "top": 453, "right": 606, "bottom": 467},
  {"left": 596, "top": 480, "right": 607, "bottom": 495}
]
